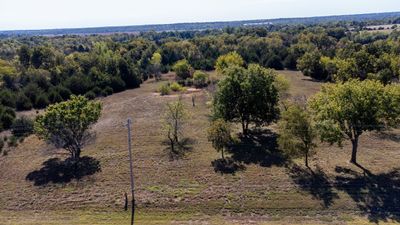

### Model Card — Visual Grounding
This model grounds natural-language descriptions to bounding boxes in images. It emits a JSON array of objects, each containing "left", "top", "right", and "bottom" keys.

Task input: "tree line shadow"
[{"left": 210, "top": 128, "right": 400, "bottom": 223}]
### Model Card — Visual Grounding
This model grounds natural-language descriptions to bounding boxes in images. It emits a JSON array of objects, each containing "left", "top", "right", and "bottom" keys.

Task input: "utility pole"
[{"left": 126, "top": 118, "right": 135, "bottom": 225}]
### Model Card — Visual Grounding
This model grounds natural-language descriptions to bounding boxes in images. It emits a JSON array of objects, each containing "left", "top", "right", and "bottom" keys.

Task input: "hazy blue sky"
[{"left": 1, "top": 0, "right": 399, "bottom": 30}]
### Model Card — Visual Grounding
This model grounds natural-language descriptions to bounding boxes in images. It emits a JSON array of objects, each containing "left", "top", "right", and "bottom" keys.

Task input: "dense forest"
[{"left": 0, "top": 16, "right": 400, "bottom": 133}]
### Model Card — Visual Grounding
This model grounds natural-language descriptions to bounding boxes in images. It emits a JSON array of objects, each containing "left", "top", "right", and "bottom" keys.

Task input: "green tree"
[
  {"left": 150, "top": 52, "right": 162, "bottom": 81},
  {"left": 18, "top": 45, "right": 31, "bottom": 68},
  {"left": 215, "top": 52, "right": 244, "bottom": 74},
  {"left": 320, "top": 56, "right": 337, "bottom": 81},
  {"left": 173, "top": 59, "right": 193, "bottom": 80},
  {"left": 34, "top": 95, "right": 102, "bottom": 160},
  {"left": 207, "top": 119, "right": 232, "bottom": 160},
  {"left": 332, "top": 58, "right": 359, "bottom": 82},
  {"left": 309, "top": 79, "right": 400, "bottom": 164},
  {"left": 213, "top": 64, "right": 279, "bottom": 134},
  {"left": 31, "top": 46, "right": 56, "bottom": 69},
  {"left": 297, "top": 50, "right": 326, "bottom": 80},
  {"left": 278, "top": 104, "right": 317, "bottom": 168},
  {"left": 163, "top": 98, "right": 187, "bottom": 154}
]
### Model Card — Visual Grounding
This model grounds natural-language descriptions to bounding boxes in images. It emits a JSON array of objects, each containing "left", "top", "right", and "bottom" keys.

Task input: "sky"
[{"left": 0, "top": 0, "right": 399, "bottom": 31}]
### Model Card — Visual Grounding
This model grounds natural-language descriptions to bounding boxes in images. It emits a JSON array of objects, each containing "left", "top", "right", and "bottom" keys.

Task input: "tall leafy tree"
[
  {"left": 34, "top": 95, "right": 102, "bottom": 160},
  {"left": 309, "top": 79, "right": 400, "bottom": 164},
  {"left": 213, "top": 64, "right": 279, "bottom": 134}
]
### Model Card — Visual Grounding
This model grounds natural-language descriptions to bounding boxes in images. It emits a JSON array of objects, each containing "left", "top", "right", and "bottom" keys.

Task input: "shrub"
[
  {"left": 173, "top": 59, "right": 193, "bottom": 80},
  {"left": 91, "top": 87, "right": 102, "bottom": 96},
  {"left": 11, "top": 116, "right": 34, "bottom": 137},
  {"left": 7, "top": 135, "right": 18, "bottom": 148},
  {"left": 23, "top": 83, "right": 42, "bottom": 105},
  {"left": 56, "top": 86, "right": 72, "bottom": 100},
  {"left": 35, "top": 94, "right": 50, "bottom": 109},
  {"left": 109, "top": 76, "right": 126, "bottom": 93},
  {"left": 101, "top": 87, "right": 114, "bottom": 96},
  {"left": 85, "top": 91, "right": 96, "bottom": 100},
  {"left": 177, "top": 80, "right": 186, "bottom": 86},
  {"left": 0, "top": 106, "right": 16, "bottom": 131},
  {"left": 47, "top": 90, "right": 63, "bottom": 104},
  {"left": 16, "top": 94, "right": 33, "bottom": 111},
  {"left": 170, "top": 82, "right": 185, "bottom": 92},
  {"left": 159, "top": 83, "right": 171, "bottom": 96},
  {"left": 185, "top": 78, "right": 193, "bottom": 87},
  {"left": 0, "top": 90, "right": 16, "bottom": 108},
  {"left": 161, "top": 64, "right": 170, "bottom": 74},
  {"left": 193, "top": 71, "right": 209, "bottom": 88}
]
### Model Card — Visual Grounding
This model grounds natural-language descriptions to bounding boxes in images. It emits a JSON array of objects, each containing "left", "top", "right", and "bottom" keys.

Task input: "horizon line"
[{"left": 1, "top": 10, "right": 399, "bottom": 32}]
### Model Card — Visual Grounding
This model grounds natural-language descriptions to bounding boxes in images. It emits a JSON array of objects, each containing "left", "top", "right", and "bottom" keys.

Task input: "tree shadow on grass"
[
  {"left": 289, "top": 164, "right": 339, "bottom": 208},
  {"left": 227, "top": 129, "right": 287, "bottom": 167},
  {"left": 211, "top": 157, "right": 245, "bottom": 175},
  {"left": 375, "top": 131, "right": 400, "bottom": 143},
  {"left": 163, "top": 138, "right": 196, "bottom": 160},
  {"left": 335, "top": 166, "right": 400, "bottom": 223},
  {"left": 26, "top": 156, "right": 101, "bottom": 186}
]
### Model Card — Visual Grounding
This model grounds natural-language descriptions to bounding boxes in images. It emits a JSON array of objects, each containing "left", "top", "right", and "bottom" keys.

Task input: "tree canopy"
[
  {"left": 309, "top": 79, "right": 400, "bottom": 164},
  {"left": 207, "top": 119, "right": 232, "bottom": 160},
  {"left": 278, "top": 104, "right": 317, "bottom": 167},
  {"left": 173, "top": 59, "right": 193, "bottom": 80},
  {"left": 213, "top": 64, "right": 279, "bottom": 134},
  {"left": 34, "top": 95, "right": 102, "bottom": 160},
  {"left": 215, "top": 52, "right": 245, "bottom": 74}
]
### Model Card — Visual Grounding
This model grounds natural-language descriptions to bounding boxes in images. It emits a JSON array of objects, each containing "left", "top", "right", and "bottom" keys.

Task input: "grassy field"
[{"left": 0, "top": 70, "right": 399, "bottom": 224}]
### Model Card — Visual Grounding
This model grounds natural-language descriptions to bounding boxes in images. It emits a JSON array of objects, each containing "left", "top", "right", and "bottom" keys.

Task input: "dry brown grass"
[{"left": 0, "top": 70, "right": 399, "bottom": 224}]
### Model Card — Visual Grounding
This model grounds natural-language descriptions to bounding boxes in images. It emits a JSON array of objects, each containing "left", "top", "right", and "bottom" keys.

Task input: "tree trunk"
[
  {"left": 241, "top": 119, "right": 247, "bottom": 135},
  {"left": 305, "top": 150, "right": 309, "bottom": 168},
  {"left": 71, "top": 148, "right": 81, "bottom": 160},
  {"left": 350, "top": 137, "right": 358, "bottom": 164},
  {"left": 221, "top": 148, "right": 225, "bottom": 160},
  {"left": 76, "top": 148, "right": 81, "bottom": 159},
  {"left": 170, "top": 138, "right": 175, "bottom": 154},
  {"left": 124, "top": 192, "right": 128, "bottom": 211}
]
